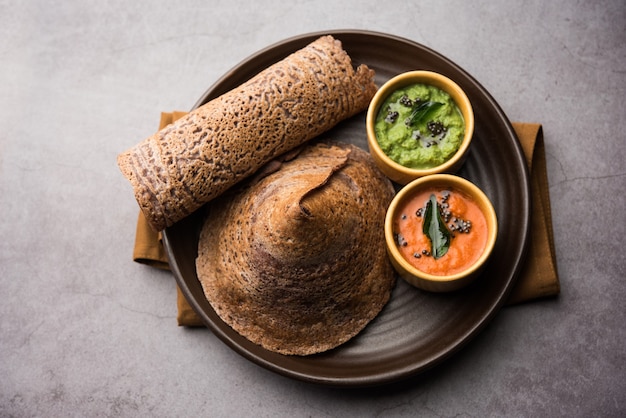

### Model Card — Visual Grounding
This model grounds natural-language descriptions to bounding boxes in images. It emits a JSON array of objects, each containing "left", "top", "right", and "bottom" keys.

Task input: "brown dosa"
[
  {"left": 196, "top": 141, "right": 396, "bottom": 355},
  {"left": 117, "top": 36, "right": 377, "bottom": 231}
]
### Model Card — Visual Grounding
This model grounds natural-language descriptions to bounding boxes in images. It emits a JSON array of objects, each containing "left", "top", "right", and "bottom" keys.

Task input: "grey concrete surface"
[{"left": 1, "top": 1, "right": 624, "bottom": 416}]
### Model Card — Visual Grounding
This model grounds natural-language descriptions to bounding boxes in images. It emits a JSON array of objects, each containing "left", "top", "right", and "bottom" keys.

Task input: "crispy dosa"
[
  {"left": 196, "top": 141, "right": 396, "bottom": 356},
  {"left": 117, "top": 35, "right": 377, "bottom": 231}
]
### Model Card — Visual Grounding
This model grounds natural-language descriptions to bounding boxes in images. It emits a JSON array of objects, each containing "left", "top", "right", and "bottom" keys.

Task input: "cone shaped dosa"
[{"left": 196, "top": 141, "right": 396, "bottom": 355}]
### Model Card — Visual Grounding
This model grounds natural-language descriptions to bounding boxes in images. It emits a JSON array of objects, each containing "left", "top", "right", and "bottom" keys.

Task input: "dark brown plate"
[{"left": 163, "top": 30, "right": 531, "bottom": 387}]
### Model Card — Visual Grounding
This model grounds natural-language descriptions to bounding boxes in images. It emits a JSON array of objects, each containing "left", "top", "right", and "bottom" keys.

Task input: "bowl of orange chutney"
[{"left": 384, "top": 174, "right": 498, "bottom": 292}]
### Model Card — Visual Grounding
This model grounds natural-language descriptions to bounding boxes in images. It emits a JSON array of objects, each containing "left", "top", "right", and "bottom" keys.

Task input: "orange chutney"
[{"left": 393, "top": 187, "right": 489, "bottom": 276}]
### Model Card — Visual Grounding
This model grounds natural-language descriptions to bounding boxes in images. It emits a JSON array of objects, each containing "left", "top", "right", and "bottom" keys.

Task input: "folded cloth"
[
  {"left": 132, "top": 112, "right": 204, "bottom": 326},
  {"left": 131, "top": 112, "right": 560, "bottom": 326},
  {"left": 507, "top": 123, "right": 560, "bottom": 304}
]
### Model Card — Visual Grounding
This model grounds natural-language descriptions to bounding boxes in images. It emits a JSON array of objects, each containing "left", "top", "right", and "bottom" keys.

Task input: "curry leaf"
[
  {"left": 407, "top": 101, "right": 444, "bottom": 126},
  {"left": 423, "top": 194, "right": 451, "bottom": 259}
]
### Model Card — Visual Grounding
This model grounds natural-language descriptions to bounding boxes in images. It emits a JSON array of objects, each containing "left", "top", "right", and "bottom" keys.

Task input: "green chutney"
[{"left": 374, "top": 83, "right": 465, "bottom": 169}]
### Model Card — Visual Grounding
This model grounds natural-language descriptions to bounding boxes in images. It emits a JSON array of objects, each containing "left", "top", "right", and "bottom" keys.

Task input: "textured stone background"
[{"left": 1, "top": 0, "right": 624, "bottom": 416}]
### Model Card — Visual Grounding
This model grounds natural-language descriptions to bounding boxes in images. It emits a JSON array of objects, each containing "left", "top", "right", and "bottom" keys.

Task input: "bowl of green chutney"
[{"left": 366, "top": 70, "right": 474, "bottom": 184}]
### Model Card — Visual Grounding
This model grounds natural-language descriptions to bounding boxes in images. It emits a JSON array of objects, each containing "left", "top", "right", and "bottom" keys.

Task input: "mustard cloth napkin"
[{"left": 132, "top": 112, "right": 560, "bottom": 326}]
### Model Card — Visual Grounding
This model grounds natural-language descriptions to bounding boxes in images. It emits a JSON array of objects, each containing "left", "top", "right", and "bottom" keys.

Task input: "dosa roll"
[
  {"left": 117, "top": 35, "right": 377, "bottom": 231},
  {"left": 196, "top": 141, "right": 396, "bottom": 355}
]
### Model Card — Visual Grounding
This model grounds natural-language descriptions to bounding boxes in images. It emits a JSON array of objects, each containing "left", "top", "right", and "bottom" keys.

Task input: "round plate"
[{"left": 163, "top": 30, "right": 531, "bottom": 387}]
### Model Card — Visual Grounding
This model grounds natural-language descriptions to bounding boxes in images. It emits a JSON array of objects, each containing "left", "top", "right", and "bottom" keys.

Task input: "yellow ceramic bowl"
[
  {"left": 366, "top": 71, "right": 474, "bottom": 185},
  {"left": 384, "top": 174, "right": 497, "bottom": 292}
]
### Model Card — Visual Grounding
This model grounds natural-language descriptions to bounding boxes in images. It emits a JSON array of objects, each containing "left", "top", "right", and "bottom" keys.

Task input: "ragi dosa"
[
  {"left": 117, "top": 35, "right": 377, "bottom": 231},
  {"left": 196, "top": 141, "right": 396, "bottom": 356}
]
